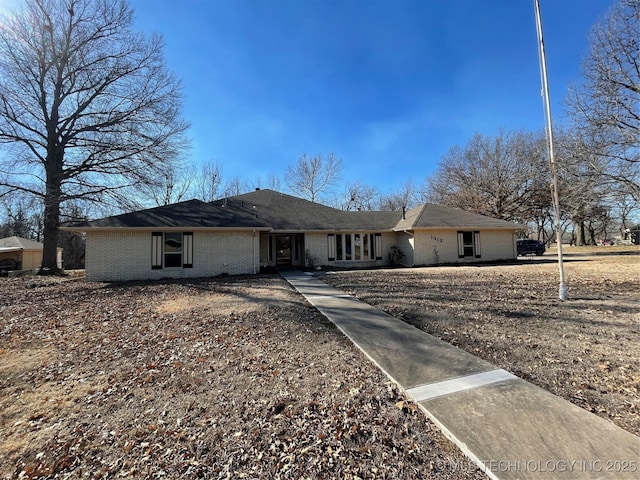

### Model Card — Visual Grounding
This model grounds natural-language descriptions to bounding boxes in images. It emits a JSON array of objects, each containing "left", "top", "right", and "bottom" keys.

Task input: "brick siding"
[{"left": 85, "top": 230, "right": 258, "bottom": 281}]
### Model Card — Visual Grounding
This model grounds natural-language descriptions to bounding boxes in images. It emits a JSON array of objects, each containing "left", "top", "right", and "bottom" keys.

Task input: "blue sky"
[{"left": 33, "top": 1, "right": 622, "bottom": 195}]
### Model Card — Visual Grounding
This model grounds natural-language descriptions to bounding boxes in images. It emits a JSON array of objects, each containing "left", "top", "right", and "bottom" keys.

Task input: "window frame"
[
  {"left": 328, "top": 232, "right": 381, "bottom": 262},
  {"left": 163, "top": 232, "right": 183, "bottom": 268},
  {"left": 151, "top": 232, "right": 193, "bottom": 269},
  {"left": 457, "top": 230, "right": 481, "bottom": 259}
]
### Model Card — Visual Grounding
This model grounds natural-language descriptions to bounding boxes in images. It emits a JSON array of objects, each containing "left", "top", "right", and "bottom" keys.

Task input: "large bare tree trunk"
[
  {"left": 42, "top": 187, "right": 61, "bottom": 272},
  {"left": 42, "top": 150, "right": 63, "bottom": 272},
  {"left": 576, "top": 220, "right": 587, "bottom": 246}
]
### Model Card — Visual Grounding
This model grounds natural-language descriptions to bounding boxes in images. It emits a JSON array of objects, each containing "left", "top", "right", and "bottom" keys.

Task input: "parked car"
[{"left": 517, "top": 239, "right": 545, "bottom": 256}]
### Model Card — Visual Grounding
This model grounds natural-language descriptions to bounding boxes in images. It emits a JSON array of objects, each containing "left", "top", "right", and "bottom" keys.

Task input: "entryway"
[
  {"left": 261, "top": 233, "right": 305, "bottom": 268},
  {"left": 276, "top": 235, "right": 292, "bottom": 266}
]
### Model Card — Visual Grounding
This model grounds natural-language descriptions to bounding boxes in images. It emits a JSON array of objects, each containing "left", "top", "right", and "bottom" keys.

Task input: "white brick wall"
[
  {"left": 85, "top": 228, "right": 518, "bottom": 281},
  {"left": 475, "top": 230, "right": 518, "bottom": 261},
  {"left": 412, "top": 229, "right": 517, "bottom": 265},
  {"left": 394, "top": 232, "right": 414, "bottom": 266},
  {"left": 303, "top": 233, "right": 329, "bottom": 267},
  {"left": 85, "top": 230, "right": 259, "bottom": 281}
]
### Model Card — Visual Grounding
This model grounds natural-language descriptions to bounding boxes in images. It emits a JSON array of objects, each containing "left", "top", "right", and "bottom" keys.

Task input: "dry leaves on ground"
[
  {"left": 0, "top": 275, "right": 486, "bottom": 479},
  {"left": 320, "top": 247, "right": 640, "bottom": 436}
]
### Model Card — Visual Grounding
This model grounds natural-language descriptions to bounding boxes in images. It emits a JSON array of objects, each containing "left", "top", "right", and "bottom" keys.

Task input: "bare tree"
[
  {"left": 267, "top": 174, "right": 282, "bottom": 191},
  {"left": 0, "top": 0, "right": 189, "bottom": 272},
  {"left": 253, "top": 173, "right": 282, "bottom": 192},
  {"left": 423, "top": 131, "right": 546, "bottom": 222},
  {"left": 285, "top": 153, "right": 343, "bottom": 202},
  {"left": 337, "top": 181, "right": 379, "bottom": 211},
  {"left": 566, "top": 0, "right": 640, "bottom": 197},
  {"left": 556, "top": 132, "right": 618, "bottom": 245},
  {"left": 136, "top": 160, "right": 193, "bottom": 207},
  {"left": 58, "top": 201, "right": 87, "bottom": 269},
  {"left": 194, "top": 160, "right": 224, "bottom": 202},
  {"left": 378, "top": 181, "right": 418, "bottom": 212},
  {"left": 611, "top": 186, "right": 639, "bottom": 239},
  {"left": 0, "top": 196, "right": 41, "bottom": 239},
  {"left": 186, "top": 160, "right": 223, "bottom": 202},
  {"left": 222, "top": 177, "right": 251, "bottom": 198}
]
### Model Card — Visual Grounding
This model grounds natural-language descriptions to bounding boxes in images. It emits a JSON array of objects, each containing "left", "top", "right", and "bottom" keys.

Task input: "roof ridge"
[
  {"left": 225, "top": 189, "right": 344, "bottom": 212},
  {"left": 395, "top": 204, "right": 426, "bottom": 229}
]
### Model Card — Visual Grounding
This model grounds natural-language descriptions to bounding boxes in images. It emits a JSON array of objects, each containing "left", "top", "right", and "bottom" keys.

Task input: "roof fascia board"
[
  {"left": 271, "top": 229, "right": 396, "bottom": 233},
  {"left": 60, "top": 226, "right": 273, "bottom": 233},
  {"left": 394, "top": 226, "right": 523, "bottom": 232}
]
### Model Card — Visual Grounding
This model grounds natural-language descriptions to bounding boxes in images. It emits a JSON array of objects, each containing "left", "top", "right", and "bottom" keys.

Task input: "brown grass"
[
  {"left": 320, "top": 246, "right": 640, "bottom": 435},
  {"left": 0, "top": 275, "right": 486, "bottom": 479}
]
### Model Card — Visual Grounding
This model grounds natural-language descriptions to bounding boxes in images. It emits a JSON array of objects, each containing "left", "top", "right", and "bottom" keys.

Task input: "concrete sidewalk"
[{"left": 281, "top": 271, "right": 639, "bottom": 480}]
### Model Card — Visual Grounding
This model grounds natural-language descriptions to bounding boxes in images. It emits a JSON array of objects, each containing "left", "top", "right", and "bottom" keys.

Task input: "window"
[
  {"left": 151, "top": 232, "right": 193, "bottom": 269},
  {"left": 457, "top": 231, "right": 481, "bottom": 258},
  {"left": 328, "top": 233, "right": 381, "bottom": 262},
  {"left": 164, "top": 232, "right": 182, "bottom": 267},
  {"left": 327, "top": 234, "right": 335, "bottom": 261}
]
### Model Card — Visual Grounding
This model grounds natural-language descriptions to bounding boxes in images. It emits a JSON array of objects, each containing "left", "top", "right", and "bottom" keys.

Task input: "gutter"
[{"left": 60, "top": 226, "right": 273, "bottom": 233}]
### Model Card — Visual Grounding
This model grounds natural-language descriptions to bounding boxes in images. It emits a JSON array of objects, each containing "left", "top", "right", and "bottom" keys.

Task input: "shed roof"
[{"left": 0, "top": 236, "right": 44, "bottom": 251}]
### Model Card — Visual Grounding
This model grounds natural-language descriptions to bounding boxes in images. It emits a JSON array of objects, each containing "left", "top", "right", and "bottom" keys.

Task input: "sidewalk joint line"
[{"left": 305, "top": 294, "right": 352, "bottom": 299}]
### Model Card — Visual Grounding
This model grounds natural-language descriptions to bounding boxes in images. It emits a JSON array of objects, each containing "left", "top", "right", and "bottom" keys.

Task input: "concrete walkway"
[{"left": 281, "top": 271, "right": 640, "bottom": 480}]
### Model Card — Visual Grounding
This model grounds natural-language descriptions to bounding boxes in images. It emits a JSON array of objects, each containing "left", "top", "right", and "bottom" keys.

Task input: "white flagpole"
[{"left": 534, "top": 0, "right": 568, "bottom": 300}]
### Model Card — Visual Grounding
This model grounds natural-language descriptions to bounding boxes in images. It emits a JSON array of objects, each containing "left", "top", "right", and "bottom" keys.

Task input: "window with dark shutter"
[
  {"left": 152, "top": 232, "right": 163, "bottom": 269},
  {"left": 458, "top": 231, "right": 480, "bottom": 258}
]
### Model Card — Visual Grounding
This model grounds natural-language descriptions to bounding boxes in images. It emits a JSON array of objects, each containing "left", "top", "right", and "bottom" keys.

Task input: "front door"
[{"left": 276, "top": 235, "right": 292, "bottom": 266}]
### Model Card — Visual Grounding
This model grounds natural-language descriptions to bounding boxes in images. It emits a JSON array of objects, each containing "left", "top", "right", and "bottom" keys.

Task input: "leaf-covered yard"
[
  {"left": 2, "top": 247, "right": 637, "bottom": 478},
  {"left": 320, "top": 246, "right": 640, "bottom": 436},
  {"left": 1, "top": 275, "right": 485, "bottom": 479}
]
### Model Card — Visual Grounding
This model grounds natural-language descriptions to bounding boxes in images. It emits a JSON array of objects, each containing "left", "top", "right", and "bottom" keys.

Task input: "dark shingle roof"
[
  {"left": 224, "top": 190, "right": 400, "bottom": 231},
  {"left": 395, "top": 204, "right": 525, "bottom": 230},
  {"left": 65, "top": 190, "right": 523, "bottom": 232},
  {"left": 66, "top": 199, "right": 270, "bottom": 229}
]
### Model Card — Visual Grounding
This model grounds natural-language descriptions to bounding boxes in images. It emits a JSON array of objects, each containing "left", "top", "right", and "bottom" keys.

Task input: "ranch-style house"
[{"left": 63, "top": 189, "right": 525, "bottom": 282}]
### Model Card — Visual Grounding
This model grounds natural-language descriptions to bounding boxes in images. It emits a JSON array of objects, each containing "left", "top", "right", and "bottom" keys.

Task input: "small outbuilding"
[{"left": 0, "top": 236, "right": 63, "bottom": 274}]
